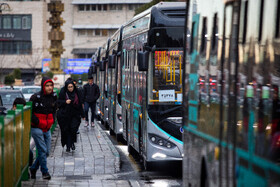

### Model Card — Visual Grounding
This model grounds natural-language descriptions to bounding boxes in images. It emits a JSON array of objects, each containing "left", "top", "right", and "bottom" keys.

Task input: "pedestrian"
[
  {"left": 57, "top": 79, "right": 85, "bottom": 152},
  {"left": 83, "top": 76, "right": 100, "bottom": 127},
  {"left": 12, "top": 97, "right": 26, "bottom": 110},
  {"left": 29, "top": 77, "right": 57, "bottom": 180},
  {"left": 73, "top": 79, "right": 84, "bottom": 134}
]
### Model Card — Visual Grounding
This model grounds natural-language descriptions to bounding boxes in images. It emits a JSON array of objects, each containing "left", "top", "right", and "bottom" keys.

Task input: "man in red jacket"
[{"left": 29, "top": 77, "right": 57, "bottom": 180}]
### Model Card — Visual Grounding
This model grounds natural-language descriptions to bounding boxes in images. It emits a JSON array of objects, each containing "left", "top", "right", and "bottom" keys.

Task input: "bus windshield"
[{"left": 149, "top": 50, "right": 183, "bottom": 104}]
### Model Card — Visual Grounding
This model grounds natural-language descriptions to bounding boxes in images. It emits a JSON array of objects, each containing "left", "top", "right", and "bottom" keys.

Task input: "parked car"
[
  {"left": 0, "top": 90, "right": 25, "bottom": 110},
  {"left": 0, "top": 85, "right": 23, "bottom": 90},
  {"left": 0, "top": 94, "right": 6, "bottom": 115},
  {"left": 21, "top": 86, "right": 41, "bottom": 101}
]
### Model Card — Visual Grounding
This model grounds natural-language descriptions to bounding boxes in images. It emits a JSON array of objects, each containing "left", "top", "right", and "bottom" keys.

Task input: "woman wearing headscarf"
[{"left": 57, "top": 79, "right": 85, "bottom": 152}]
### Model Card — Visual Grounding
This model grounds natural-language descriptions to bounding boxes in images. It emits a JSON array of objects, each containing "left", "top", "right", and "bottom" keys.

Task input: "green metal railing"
[{"left": 0, "top": 100, "right": 58, "bottom": 187}]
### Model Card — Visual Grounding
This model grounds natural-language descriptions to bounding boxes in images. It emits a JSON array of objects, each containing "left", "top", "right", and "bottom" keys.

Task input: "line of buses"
[{"left": 88, "top": 1, "right": 280, "bottom": 186}]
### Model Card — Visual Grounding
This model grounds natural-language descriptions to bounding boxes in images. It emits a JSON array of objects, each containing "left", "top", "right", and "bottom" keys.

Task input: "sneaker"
[
  {"left": 84, "top": 121, "right": 89, "bottom": 127},
  {"left": 91, "top": 122, "right": 95, "bottom": 127},
  {"left": 29, "top": 168, "right": 36, "bottom": 179},
  {"left": 42, "top": 172, "right": 51, "bottom": 180}
]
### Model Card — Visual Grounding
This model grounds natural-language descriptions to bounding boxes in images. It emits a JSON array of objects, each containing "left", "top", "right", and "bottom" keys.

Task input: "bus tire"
[
  {"left": 116, "top": 133, "right": 122, "bottom": 142},
  {"left": 109, "top": 128, "right": 115, "bottom": 136},
  {"left": 144, "top": 159, "right": 152, "bottom": 171}
]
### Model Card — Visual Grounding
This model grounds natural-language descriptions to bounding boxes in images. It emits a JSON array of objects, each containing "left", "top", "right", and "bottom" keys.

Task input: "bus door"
[
  {"left": 184, "top": 12, "right": 200, "bottom": 182},
  {"left": 221, "top": 1, "right": 239, "bottom": 186},
  {"left": 128, "top": 49, "right": 135, "bottom": 146}
]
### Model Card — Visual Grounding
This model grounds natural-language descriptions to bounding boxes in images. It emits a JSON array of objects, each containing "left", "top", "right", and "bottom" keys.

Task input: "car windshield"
[
  {"left": 0, "top": 92, "right": 23, "bottom": 105},
  {"left": 22, "top": 87, "right": 41, "bottom": 94}
]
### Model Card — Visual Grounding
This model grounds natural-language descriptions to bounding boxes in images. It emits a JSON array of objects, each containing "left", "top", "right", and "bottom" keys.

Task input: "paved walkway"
[{"left": 22, "top": 120, "right": 130, "bottom": 187}]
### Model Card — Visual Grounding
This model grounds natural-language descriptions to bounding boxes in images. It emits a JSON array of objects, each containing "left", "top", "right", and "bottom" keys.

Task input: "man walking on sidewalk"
[
  {"left": 83, "top": 76, "right": 100, "bottom": 127},
  {"left": 29, "top": 77, "right": 57, "bottom": 180}
]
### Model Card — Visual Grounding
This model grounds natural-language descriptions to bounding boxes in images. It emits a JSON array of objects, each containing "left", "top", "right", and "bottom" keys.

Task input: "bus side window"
[
  {"left": 200, "top": 17, "right": 207, "bottom": 54},
  {"left": 240, "top": 0, "right": 248, "bottom": 44},
  {"left": 211, "top": 13, "right": 218, "bottom": 53},
  {"left": 190, "top": 21, "right": 195, "bottom": 54},
  {"left": 258, "top": 0, "right": 264, "bottom": 42},
  {"left": 276, "top": 0, "right": 280, "bottom": 38}
]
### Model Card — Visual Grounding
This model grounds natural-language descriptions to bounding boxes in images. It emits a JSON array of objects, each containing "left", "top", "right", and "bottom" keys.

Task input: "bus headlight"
[
  {"left": 148, "top": 133, "right": 176, "bottom": 149},
  {"left": 166, "top": 142, "right": 172, "bottom": 148},
  {"left": 158, "top": 139, "right": 164, "bottom": 146}
]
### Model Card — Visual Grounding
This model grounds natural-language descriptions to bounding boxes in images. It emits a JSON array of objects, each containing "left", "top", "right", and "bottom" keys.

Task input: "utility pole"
[{"left": 47, "top": 0, "right": 65, "bottom": 73}]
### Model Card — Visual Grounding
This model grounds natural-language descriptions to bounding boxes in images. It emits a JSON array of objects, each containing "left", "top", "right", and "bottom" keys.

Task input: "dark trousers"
[
  {"left": 84, "top": 101, "right": 96, "bottom": 122},
  {"left": 65, "top": 117, "right": 80, "bottom": 149}
]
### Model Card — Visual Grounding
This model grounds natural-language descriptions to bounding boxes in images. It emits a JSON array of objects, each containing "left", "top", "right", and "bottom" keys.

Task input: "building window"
[
  {"left": 86, "top": 4, "right": 90, "bottom": 11},
  {"left": 78, "top": 29, "right": 86, "bottom": 36},
  {"left": 102, "top": 29, "right": 108, "bottom": 36},
  {"left": 98, "top": 4, "right": 102, "bottom": 11},
  {"left": 0, "top": 41, "right": 31, "bottom": 55},
  {"left": 103, "top": 4, "right": 107, "bottom": 11},
  {"left": 91, "top": 5, "right": 96, "bottom": 11},
  {"left": 117, "top": 5, "right": 122, "bottom": 10},
  {"left": 22, "top": 16, "right": 32, "bottom": 29},
  {"left": 87, "top": 30, "right": 93, "bottom": 36},
  {"left": 79, "top": 5, "right": 84, "bottom": 11},
  {"left": 0, "top": 15, "right": 31, "bottom": 30},
  {"left": 78, "top": 29, "right": 94, "bottom": 36},
  {"left": 110, "top": 4, "right": 116, "bottom": 10},
  {"left": 129, "top": 4, "right": 134, "bottom": 10},
  {"left": 13, "top": 16, "right": 21, "bottom": 29},
  {"left": 95, "top": 29, "right": 101, "bottom": 36},
  {"left": 77, "top": 54, "right": 93, "bottom": 58},
  {"left": 3, "top": 16, "right": 11, "bottom": 29}
]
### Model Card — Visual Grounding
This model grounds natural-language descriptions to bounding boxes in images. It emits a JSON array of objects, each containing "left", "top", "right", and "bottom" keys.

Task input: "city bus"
[
  {"left": 97, "top": 40, "right": 110, "bottom": 124},
  {"left": 182, "top": 0, "right": 280, "bottom": 186},
  {"left": 107, "top": 27, "right": 124, "bottom": 141},
  {"left": 121, "top": 2, "right": 185, "bottom": 170}
]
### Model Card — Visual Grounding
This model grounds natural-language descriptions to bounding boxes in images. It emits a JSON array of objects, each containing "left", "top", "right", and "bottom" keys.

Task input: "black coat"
[
  {"left": 57, "top": 86, "right": 84, "bottom": 147},
  {"left": 83, "top": 83, "right": 100, "bottom": 103},
  {"left": 30, "top": 77, "right": 57, "bottom": 132}
]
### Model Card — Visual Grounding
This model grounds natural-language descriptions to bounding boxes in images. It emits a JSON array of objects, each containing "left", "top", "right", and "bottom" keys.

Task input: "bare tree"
[
  {"left": 21, "top": 48, "right": 43, "bottom": 76},
  {"left": 0, "top": 55, "right": 8, "bottom": 84}
]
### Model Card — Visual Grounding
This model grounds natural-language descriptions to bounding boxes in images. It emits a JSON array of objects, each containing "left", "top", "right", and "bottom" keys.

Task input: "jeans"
[
  {"left": 84, "top": 101, "right": 96, "bottom": 122},
  {"left": 30, "top": 128, "right": 51, "bottom": 174}
]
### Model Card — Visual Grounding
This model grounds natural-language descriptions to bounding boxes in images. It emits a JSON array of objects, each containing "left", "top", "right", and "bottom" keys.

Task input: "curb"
[{"left": 96, "top": 123, "right": 121, "bottom": 172}]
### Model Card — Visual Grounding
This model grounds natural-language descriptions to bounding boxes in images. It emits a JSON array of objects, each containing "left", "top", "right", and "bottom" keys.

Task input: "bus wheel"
[
  {"left": 105, "top": 121, "right": 109, "bottom": 129},
  {"left": 116, "top": 134, "right": 122, "bottom": 142},
  {"left": 144, "top": 159, "right": 152, "bottom": 171}
]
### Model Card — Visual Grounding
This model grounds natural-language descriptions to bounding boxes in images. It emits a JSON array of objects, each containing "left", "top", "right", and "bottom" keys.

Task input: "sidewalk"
[{"left": 22, "top": 120, "right": 129, "bottom": 187}]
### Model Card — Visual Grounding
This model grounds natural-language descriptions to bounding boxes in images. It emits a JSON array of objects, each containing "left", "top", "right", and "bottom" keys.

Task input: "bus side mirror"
[
  {"left": 100, "top": 60, "right": 106, "bottom": 71},
  {"left": 91, "top": 65, "right": 96, "bottom": 74},
  {"left": 138, "top": 51, "right": 149, "bottom": 71},
  {"left": 108, "top": 55, "right": 116, "bottom": 68}
]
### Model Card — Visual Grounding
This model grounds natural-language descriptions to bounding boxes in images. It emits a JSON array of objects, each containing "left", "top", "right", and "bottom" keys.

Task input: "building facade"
[{"left": 0, "top": 0, "right": 151, "bottom": 83}]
